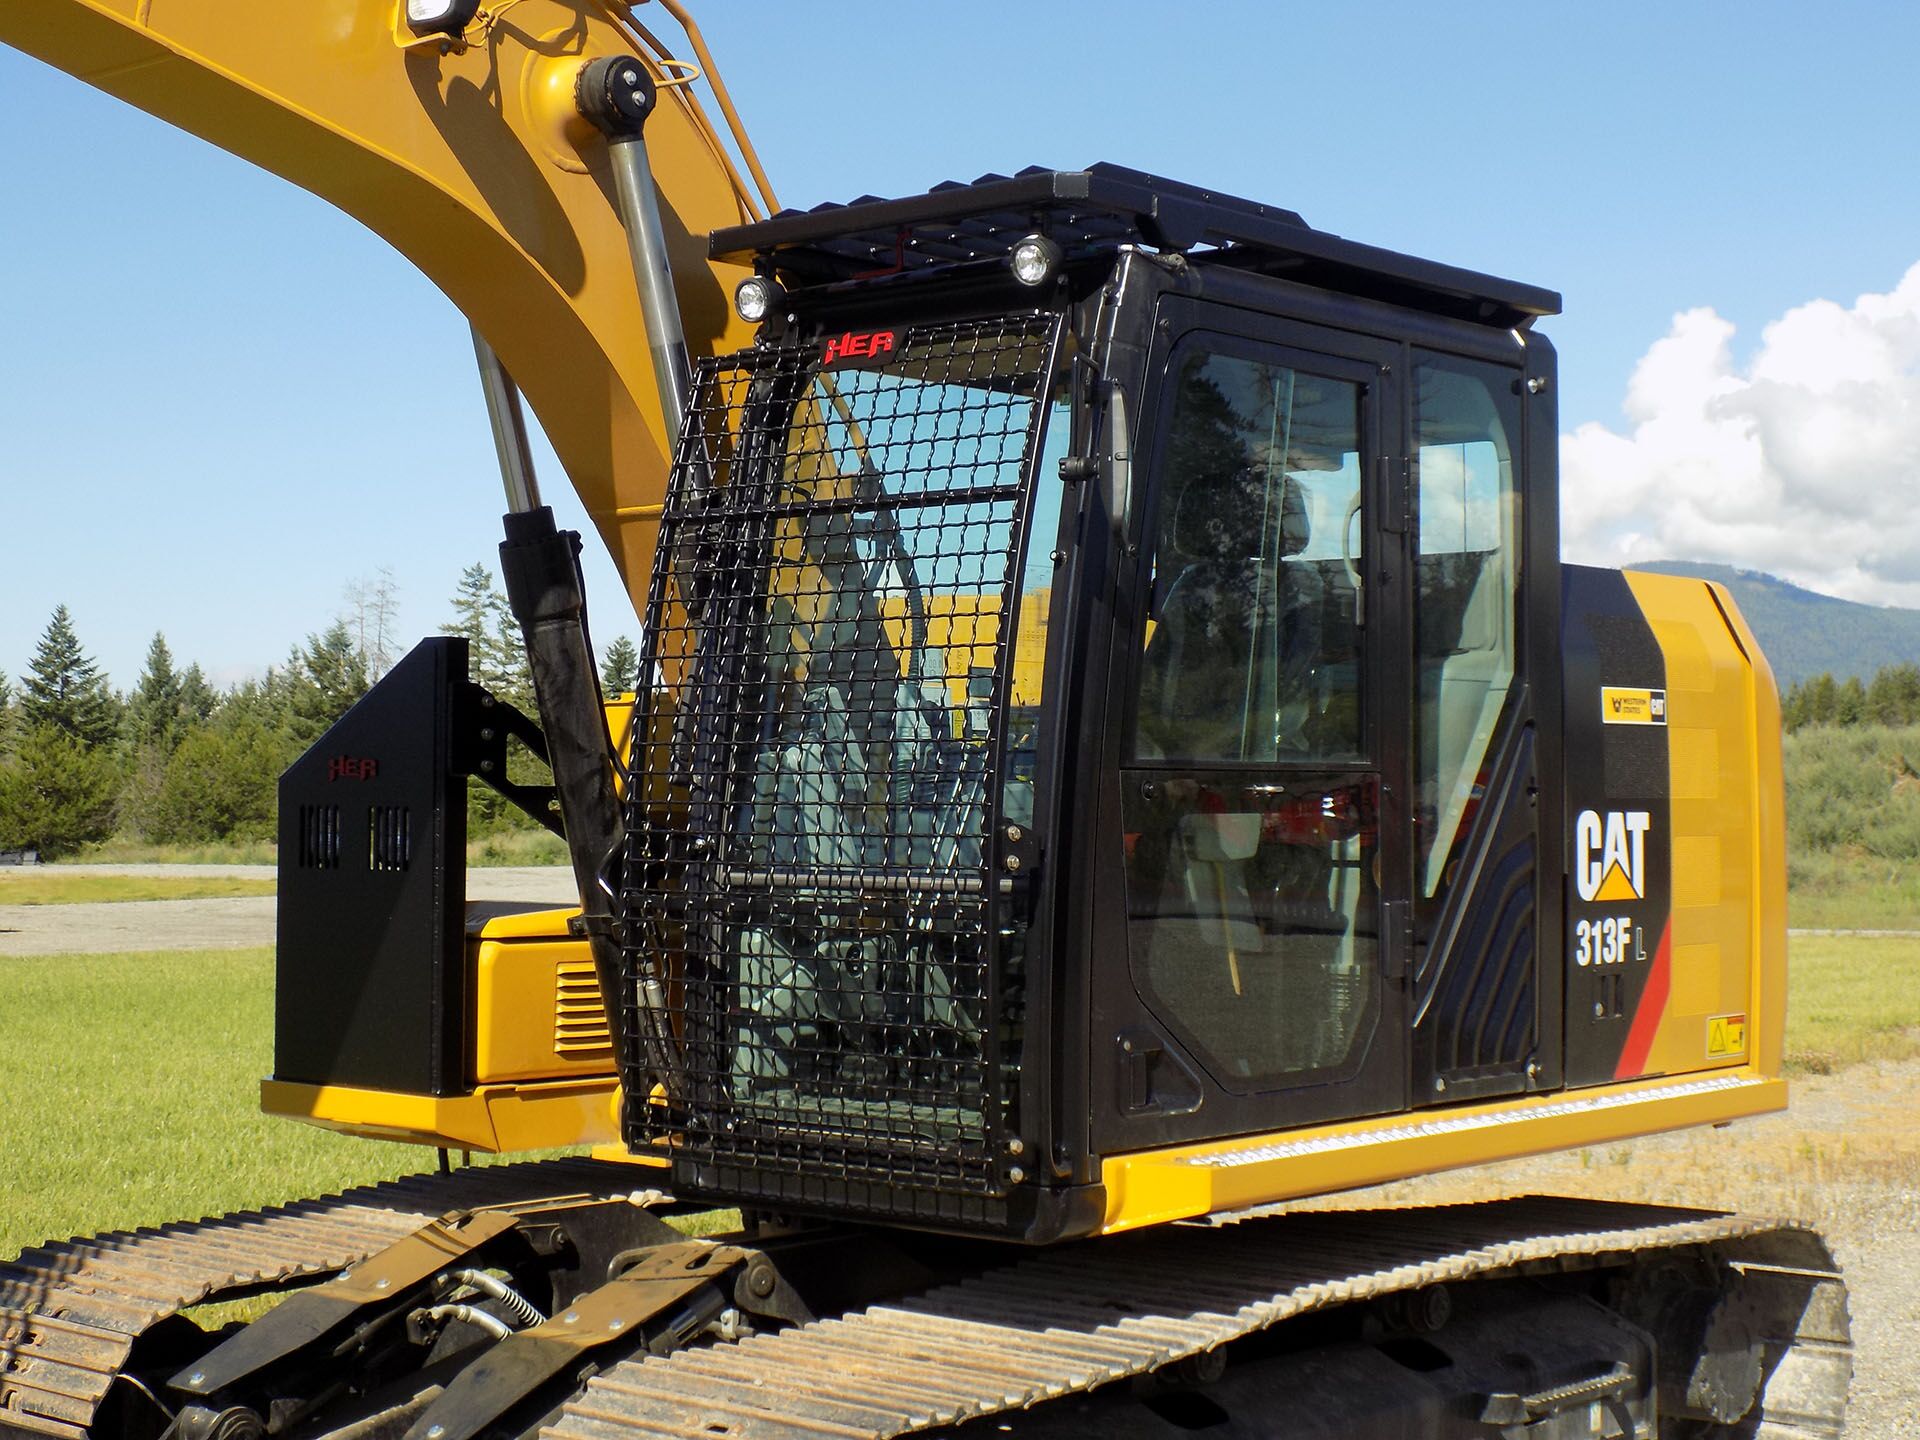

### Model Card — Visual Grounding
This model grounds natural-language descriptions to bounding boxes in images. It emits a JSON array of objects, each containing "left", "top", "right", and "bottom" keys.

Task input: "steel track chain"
[
  {"left": 541, "top": 1196, "right": 1851, "bottom": 1440},
  {"left": 0, "top": 1158, "right": 641, "bottom": 1440}
]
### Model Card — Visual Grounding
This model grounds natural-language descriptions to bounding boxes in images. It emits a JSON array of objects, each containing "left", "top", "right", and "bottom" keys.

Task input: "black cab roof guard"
[{"left": 710, "top": 162, "right": 1561, "bottom": 329}]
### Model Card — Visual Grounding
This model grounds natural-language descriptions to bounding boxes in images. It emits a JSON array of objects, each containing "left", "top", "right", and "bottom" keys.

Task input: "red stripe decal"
[{"left": 1615, "top": 919, "right": 1673, "bottom": 1080}]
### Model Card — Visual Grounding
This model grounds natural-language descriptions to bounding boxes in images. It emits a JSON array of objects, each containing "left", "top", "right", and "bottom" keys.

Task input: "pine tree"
[
  {"left": 179, "top": 663, "right": 218, "bottom": 726},
  {"left": 1835, "top": 675, "right": 1867, "bottom": 727},
  {"left": 1805, "top": 672, "right": 1838, "bottom": 727},
  {"left": 20, "top": 606, "right": 120, "bottom": 748},
  {"left": 0, "top": 669, "right": 12, "bottom": 751},
  {"left": 1780, "top": 679, "right": 1806, "bottom": 733},
  {"left": 286, "top": 620, "right": 371, "bottom": 745},
  {"left": 601, "top": 635, "right": 640, "bottom": 696},
  {"left": 128, "top": 632, "right": 188, "bottom": 752},
  {"left": 0, "top": 724, "right": 120, "bottom": 857},
  {"left": 150, "top": 719, "right": 281, "bottom": 843},
  {"left": 445, "top": 563, "right": 531, "bottom": 706},
  {"left": 1866, "top": 661, "right": 1920, "bottom": 727}
]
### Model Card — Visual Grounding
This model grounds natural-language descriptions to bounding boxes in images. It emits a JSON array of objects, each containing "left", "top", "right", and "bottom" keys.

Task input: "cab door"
[{"left": 1090, "top": 300, "right": 1410, "bottom": 1151}]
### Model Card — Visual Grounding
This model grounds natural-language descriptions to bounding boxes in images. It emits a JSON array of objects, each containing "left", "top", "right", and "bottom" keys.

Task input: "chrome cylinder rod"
[
  {"left": 576, "top": 56, "right": 692, "bottom": 445},
  {"left": 469, "top": 324, "right": 541, "bottom": 513}
]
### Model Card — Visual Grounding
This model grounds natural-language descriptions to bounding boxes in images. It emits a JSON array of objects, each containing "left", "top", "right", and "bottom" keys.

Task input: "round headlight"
[
  {"left": 734, "top": 275, "right": 785, "bottom": 324},
  {"left": 1009, "top": 234, "right": 1062, "bottom": 288}
]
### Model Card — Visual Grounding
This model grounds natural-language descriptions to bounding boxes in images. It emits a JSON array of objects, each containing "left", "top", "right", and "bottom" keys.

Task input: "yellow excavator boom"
[{"left": 0, "top": 0, "right": 765, "bottom": 607}]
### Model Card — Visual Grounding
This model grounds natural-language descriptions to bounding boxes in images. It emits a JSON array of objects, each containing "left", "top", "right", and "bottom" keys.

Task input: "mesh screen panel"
[{"left": 624, "top": 314, "right": 1060, "bottom": 1219}]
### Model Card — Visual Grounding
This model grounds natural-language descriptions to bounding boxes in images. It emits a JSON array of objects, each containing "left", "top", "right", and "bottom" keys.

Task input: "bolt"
[
  {"left": 1594, "top": 1002, "right": 1606, "bottom": 1018},
  {"left": 1005, "top": 854, "right": 1021, "bottom": 872},
  {"left": 1005, "top": 825, "right": 1023, "bottom": 844},
  {"left": 748, "top": 1264, "right": 777, "bottom": 1298},
  {"left": 188, "top": 1372, "right": 206, "bottom": 1388},
  {"left": 375, "top": 1278, "right": 390, "bottom": 1291},
  {"left": 1007, "top": 1137, "right": 1025, "bottom": 1157},
  {"left": 1121, "top": 1039, "right": 1133, "bottom": 1053},
  {"left": 564, "top": 1312, "right": 580, "bottom": 1325},
  {"left": 608, "top": 1319, "right": 624, "bottom": 1333},
  {"left": 1008, "top": 1166, "right": 1026, "bottom": 1184},
  {"left": 480, "top": 727, "right": 494, "bottom": 742},
  {"left": 622, "top": 68, "right": 639, "bottom": 84},
  {"left": 1433, "top": 1077, "right": 1447, "bottom": 1093},
  {"left": 480, "top": 759, "right": 494, "bottom": 772},
  {"left": 427, "top": 1427, "right": 445, "bottom": 1439}
]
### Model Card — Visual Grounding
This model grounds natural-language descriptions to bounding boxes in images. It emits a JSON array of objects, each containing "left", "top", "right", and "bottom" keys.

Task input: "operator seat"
[{"left": 1137, "top": 465, "right": 1320, "bottom": 761}]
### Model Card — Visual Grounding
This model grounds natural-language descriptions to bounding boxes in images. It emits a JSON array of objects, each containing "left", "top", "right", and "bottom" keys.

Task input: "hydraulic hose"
[
  {"left": 418, "top": 1305, "right": 514, "bottom": 1344},
  {"left": 448, "top": 1269, "right": 545, "bottom": 1329},
  {"left": 500, "top": 505, "right": 678, "bottom": 1108}
]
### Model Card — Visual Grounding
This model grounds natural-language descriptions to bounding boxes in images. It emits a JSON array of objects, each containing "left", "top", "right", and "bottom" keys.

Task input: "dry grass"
[
  {"left": 68, "top": 830, "right": 570, "bottom": 869},
  {"left": 1788, "top": 849, "right": 1920, "bottom": 931},
  {"left": 77, "top": 837, "right": 279, "bottom": 865},
  {"left": 1784, "top": 933, "right": 1920, "bottom": 1074},
  {"left": 0, "top": 872, "right": 276, "bottom": 905}
]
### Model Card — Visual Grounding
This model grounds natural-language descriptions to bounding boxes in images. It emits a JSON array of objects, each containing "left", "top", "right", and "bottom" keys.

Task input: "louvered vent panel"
[{"left": 553, "top": 959, "right": 613, "bottom": 1060}]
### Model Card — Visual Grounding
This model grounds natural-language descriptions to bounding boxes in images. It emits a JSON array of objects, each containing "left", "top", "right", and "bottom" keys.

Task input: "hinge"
[
  {"left": 1376, "top": 455, "right": 1411, "bottom": 535},
  {"left": 1382, "top": 896, "right": 1411, "bottom": 982}
]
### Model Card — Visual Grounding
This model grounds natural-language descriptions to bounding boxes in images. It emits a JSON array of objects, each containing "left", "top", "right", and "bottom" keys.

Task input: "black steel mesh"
[{"left": 623, "top": 313, "right": 1060, "bottom": 1217}]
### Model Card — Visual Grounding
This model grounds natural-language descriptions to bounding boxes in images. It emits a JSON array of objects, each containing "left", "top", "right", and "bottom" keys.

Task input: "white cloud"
[{"left": 1560, "top": 262, "right": 1920, "bottom": 605}]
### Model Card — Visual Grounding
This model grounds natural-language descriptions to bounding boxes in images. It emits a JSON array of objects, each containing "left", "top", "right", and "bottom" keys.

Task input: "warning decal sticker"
[{"left": 1707, "top": 1013, "right": 1747, "bottom": 1058}]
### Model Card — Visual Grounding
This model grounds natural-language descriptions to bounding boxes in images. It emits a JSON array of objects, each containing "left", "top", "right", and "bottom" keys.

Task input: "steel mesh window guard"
[{"left": 624, "top": 313, "right": 1060, "bottom": 1216}]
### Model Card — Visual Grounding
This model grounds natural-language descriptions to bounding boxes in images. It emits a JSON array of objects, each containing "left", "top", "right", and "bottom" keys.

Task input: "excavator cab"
[{"left": 622, "top": 166, "right": 1576, "bottom": 1237}]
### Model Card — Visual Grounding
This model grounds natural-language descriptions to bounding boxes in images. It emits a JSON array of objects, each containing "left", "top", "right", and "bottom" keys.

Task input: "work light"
[
  {"left": 734, "top": 275, "right": 786, "bottom": 324},
  {"left": 405, "top": 0, "right": 481, "bottom": 37},
  {"left": 1009, "top": 234, "right": 1061, "bottom": 287}
]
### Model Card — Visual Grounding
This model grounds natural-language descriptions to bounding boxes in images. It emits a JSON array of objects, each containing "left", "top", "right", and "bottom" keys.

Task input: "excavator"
[{"left": 0, "top": 4, "right": 1852, "bottom": 1437}]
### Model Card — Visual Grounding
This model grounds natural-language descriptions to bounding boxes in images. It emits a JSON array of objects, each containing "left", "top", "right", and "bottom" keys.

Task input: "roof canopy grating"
[{"left": 711, "top": 163, "right": 1559, "bottom": 327}]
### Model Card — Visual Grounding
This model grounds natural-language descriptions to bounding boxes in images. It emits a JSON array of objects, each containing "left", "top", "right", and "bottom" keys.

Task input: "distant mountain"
[{"left": 1627, "top": 561, "right": 1920, "bottom": 688}]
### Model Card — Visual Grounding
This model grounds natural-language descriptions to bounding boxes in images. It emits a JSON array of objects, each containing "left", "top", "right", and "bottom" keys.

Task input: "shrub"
[
  {"left": 149, "top": 722, "right": 285, "bottom": 844},
  {"left": 0, "top": 724, "right": 122, "bottom": 857}
]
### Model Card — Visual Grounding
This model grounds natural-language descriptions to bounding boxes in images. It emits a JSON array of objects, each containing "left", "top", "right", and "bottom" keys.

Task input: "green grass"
[
  {"left": 1, "top": 928, "right": 1910, "bottom": 1262},
  {"left": 1787, "top": 849, "right": 1920, "bottom": 930},
  {"left": 0, "top": 948, "right": 429, "bottom": 1257},
  {"left": 1785, "top": 932, "right": 1920, "bottom": 1073},
  {"left": 64, "top": 831, "right": 570, "bottom": 868},
  {"left": 78, "top": 838, "right": 281, "bottom": 865},
  {"left": 0, "top": 948, "right": 734, "bottom": 1262},
  {"left": 465, "top": 829, "right": 570, "bottom": 866},
  {"left": 0, "top": 873, "right": 277, "bottom": 905}
]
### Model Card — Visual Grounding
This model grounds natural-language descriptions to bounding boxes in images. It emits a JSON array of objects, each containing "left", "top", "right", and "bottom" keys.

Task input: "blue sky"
[{"left": 4, "top": 3, "right": 1919, "bottom": 688}]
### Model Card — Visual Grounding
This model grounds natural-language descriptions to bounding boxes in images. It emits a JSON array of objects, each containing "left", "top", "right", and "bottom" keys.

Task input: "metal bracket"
[
  {"left": 170, "top": 1210, "right": 524, "bottom": 1402},
  {"left": 450, "top": 681, "right": 563, "bottom": 835},
  {"left": 400, "top": 1241, "right": 812, "bottom": 1440}
]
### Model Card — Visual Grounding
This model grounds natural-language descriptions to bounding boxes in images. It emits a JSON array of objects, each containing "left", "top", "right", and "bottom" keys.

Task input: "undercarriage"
[{"left": 0, "top": 1162, "right": 1849, "bottom": 1440}]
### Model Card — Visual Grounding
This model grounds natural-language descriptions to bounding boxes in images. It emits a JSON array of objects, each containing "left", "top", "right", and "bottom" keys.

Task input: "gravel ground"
[{"left": 0, "top": 865, "right": 578, "bottom": 956}]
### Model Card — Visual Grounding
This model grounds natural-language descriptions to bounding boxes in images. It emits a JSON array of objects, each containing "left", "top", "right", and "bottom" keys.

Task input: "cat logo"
[{"left": 1574, "top": 809, "right": 1651, "bottom": 903}]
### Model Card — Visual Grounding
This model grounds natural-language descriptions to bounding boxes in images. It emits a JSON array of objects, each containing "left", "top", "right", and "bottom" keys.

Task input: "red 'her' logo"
[
  {"left": 822, "top": 330, "right": 897, "bottom": 365},
  {"left": 327, "top": 756, "right": 379, "bottom": 782}
]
